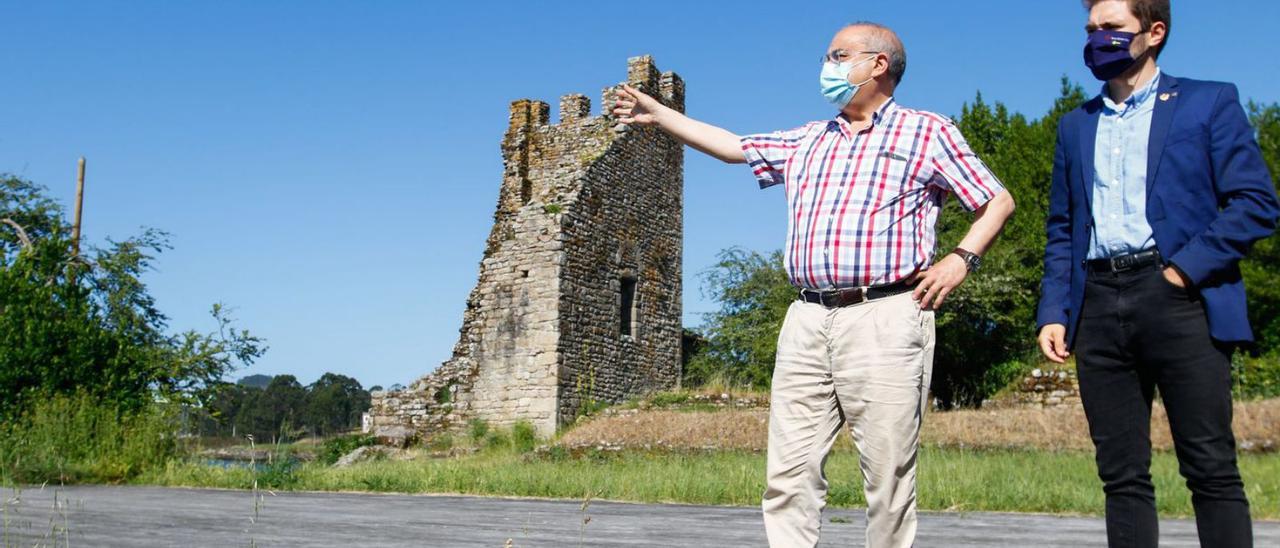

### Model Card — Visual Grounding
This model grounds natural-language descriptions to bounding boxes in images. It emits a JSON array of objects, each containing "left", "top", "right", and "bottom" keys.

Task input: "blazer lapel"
[
  {"left": 1078, "top": 97, "right": 1103, "bottom": 212},
  {"left": 1146, "top": 74, "right": 1180, "bottom": 193}
]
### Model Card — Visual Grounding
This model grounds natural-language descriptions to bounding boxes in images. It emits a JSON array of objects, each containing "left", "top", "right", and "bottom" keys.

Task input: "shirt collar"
[
  {"left": 833, "top": 97, "right": 897, "bottom": 139},
  {"left": 1102, "top": 68, "right": 1162, "bottom": 112}
]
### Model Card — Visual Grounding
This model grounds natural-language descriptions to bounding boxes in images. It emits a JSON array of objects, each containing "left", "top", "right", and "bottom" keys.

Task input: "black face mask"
[{"left": 1083, "top": 29, "right": 1149, "bottom": 81}]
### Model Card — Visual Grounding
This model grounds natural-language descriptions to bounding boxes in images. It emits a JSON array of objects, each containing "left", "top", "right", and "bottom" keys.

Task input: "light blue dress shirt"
[{"left": 1089, "top": 70, "right": 1162, "bottom": 260}]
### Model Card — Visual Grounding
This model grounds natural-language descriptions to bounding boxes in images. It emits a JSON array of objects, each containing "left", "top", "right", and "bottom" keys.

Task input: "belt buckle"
[
  {"left": 818, "top": 291, "right": 832, "bottom": 308},
  {"left": 836, "top": 287, "right": 867, "bottom": 307},
  {"left": 1109, "top": 254, "right": 1132, "bottom": 272},
  {"left": 824, "top": 289, "right": 844, "bottom": 309},
  {"left": 818, "top": 289, "right": 843, "bottom": 308},
  {"left": 800, "top": 288, "right": 828, "bottom": 307}
]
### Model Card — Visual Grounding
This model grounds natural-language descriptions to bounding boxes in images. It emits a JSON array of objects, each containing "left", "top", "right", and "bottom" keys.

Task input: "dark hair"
[
  {"left": 843, "top": 21, "right": 907, "bottom": 86},
  {"left": 1084, "top": 0, "right": 1172, "bottom": 58}
]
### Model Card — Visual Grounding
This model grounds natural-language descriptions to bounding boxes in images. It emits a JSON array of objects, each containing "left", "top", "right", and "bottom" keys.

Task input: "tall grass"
[
  {"left": 0, "top": 392, "right": 178, "bottom": 484},
  {"left": 136, "top": 446, "right": 1280, "bottom": 519}
]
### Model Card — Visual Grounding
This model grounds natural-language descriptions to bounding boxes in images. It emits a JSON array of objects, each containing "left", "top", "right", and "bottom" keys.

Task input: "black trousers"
[{"left": 1075, "top": 264, "right": 1252, "bottom": 547}]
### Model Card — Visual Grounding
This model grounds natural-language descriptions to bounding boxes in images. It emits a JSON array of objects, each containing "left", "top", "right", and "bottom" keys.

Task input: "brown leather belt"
[{"left": 797, "top": 280, "right": 916, "bottom": 308}]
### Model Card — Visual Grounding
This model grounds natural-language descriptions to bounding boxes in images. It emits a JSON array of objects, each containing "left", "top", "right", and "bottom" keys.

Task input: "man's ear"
[
  {"left": 1147, "top": 21, "right": 1167, "bottom": 50},
  {"left": 874, "top": 52, "right": 892, "bottom": 80}
]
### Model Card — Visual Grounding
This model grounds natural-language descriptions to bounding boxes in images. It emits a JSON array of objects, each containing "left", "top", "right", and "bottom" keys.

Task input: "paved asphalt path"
[{"left": 3, "top": 485, "right": 1276, "bottom": 547}]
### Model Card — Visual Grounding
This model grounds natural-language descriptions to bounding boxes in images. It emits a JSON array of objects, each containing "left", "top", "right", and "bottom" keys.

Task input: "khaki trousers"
[{"left": 762, "top": 292, "right": 935, "bottom": 548}]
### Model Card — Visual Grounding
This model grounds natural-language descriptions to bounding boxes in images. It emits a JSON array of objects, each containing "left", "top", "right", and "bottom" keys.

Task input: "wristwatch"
[{"left": 950, "top": 247, "right": 982, "bottom": 272}]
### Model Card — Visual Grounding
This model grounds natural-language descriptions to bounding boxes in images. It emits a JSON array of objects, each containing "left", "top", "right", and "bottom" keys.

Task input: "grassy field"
[
  {"left": 7, "top": 389, "right": 1278, "bottom": 519},
  {"left": 136, "top": 444, "right": 1280, "bottom": 519}
]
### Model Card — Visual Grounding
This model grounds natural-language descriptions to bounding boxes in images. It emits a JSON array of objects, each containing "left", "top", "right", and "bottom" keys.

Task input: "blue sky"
[{"left": 3, "top": 1, "right": 1277, "bottom": 389}]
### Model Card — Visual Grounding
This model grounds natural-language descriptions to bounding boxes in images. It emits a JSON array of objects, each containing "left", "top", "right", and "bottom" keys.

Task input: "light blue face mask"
[{"left": 820, "top": 56, "right": 875, "bottom": 108}]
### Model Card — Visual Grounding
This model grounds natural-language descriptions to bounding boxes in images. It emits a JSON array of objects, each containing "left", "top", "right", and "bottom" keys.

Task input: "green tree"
[
  {"left": 231, "top": 386, "right": 263, "bottom": 438},
  {"left": 0, "top": 175, "right": 265, "bottom": 417},
  {"left": 198, "top": 381, "right": 256, "bottom": 437},
  {"left": 304, "top": 373, "right": 370, "bottom": 436},
  {"left": 1241, "top": 102, "right": 1280, "bottom": 352},
  {"left": 928, "top": 80, "right": 1088, "bottom": 407},
  {"left": 242, "top": 375, "right": 306, "bottom": 440},
  {"left": 684, "top": 248, "right": 794, "bottom": 389},
  {"left": 200, "top": 372, "right": 372, "bottom": 438}
]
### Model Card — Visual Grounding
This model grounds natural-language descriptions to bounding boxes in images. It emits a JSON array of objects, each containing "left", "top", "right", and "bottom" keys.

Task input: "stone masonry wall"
[
  {"left": 991, "top": 367, "right": 1081, "bottom": 409},
  {"left": 555, "top": 58, "right": 684, "bottom": 425},
  {"left": 369, "top": 56, "right": 684, "bottom": 440}
]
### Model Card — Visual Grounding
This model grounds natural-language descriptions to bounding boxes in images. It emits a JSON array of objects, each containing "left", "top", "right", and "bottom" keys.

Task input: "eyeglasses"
[{"left": 821, "top": 49, "right": 881, "bottom": 65}]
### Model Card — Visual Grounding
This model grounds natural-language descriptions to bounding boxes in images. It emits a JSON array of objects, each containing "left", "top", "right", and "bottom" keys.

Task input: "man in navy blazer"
[{"left": 1036, "top": 1, "right": 1278, "bottom": 547}]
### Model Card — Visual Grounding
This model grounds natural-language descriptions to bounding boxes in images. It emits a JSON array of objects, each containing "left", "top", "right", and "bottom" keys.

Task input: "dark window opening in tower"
[{"left": 620, "top": 276, "right": 638, "bottom": 337}]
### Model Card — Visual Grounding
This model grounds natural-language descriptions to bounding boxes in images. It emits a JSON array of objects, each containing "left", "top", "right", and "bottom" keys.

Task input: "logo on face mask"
[
  {"left": 820, "top": 56, "right": 875, "bottom": 108},
  {"left": 1084, "top": 29, "right": 1146, "bottom": 81}
]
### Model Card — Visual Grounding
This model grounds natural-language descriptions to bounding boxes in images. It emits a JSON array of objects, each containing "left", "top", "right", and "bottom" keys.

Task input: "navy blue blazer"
[{"left": 1037, "top": 73, "right": 1280, "bottom": 347}]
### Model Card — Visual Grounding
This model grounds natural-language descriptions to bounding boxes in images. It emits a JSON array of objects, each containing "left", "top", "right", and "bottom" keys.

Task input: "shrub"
[
  {"left": 511, "top": 421, "right": 538, "bottom": 453},
  {"left": 426, "top": 433, "right": 455, "bottom": 452},
  {"left": 468, "top": 419, "right": 489, "bottom": 443},
  {"left": 0, "top": 392, "right": 178, "bottom": 484},
  {"left": 255, "top": 455, "right": 301, "bottom": 489},
  {"left": 649, "top": 392, "right": 691, "bottom": 408},
  {"left": 484, "top": 429, "right": 510, "bottom": 451},
  {"left": 318, "top": 434, "right": 378, "bottom": 465},
  {"left": 577, "top": 399, "right": 610, "bottom": 418}
]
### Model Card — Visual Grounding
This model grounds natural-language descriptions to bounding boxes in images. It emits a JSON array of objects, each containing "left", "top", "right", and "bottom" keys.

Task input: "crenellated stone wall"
[{"left": 368, "top": 56, "right": 684, "bottom": 439}]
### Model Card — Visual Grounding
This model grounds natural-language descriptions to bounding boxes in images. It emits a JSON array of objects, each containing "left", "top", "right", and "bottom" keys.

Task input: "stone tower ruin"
[{"left": 369, "top": 56, "right": 684, "bottom": 438}]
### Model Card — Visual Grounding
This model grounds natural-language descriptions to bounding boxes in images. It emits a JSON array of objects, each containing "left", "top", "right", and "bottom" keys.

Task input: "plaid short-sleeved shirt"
[{"left": 741, "top": 98, "right": 1004, "bottom": 290}]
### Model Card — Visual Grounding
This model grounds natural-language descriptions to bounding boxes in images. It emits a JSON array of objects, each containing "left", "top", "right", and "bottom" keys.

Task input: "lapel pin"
[{"left": 1159, "top": 93, "right": 1171, "bottom": 101}]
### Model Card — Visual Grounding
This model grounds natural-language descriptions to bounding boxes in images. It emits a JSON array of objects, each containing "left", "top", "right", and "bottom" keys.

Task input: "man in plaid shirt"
[{"left": 615, "top": 22, "right": 1014, "bottom": 548}]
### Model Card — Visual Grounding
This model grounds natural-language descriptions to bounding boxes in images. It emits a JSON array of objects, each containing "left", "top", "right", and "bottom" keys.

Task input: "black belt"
[
  {"left": 797, "top": 280, "right": 916, "bottom": 308},
  {"left": 1085, "top": 248, "right": 1162, "bottom": 274}
]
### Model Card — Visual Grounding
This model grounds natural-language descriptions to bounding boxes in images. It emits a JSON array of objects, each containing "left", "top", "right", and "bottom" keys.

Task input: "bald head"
[{"left": 833, "top": 22, "right": 907, "bottom": 87}]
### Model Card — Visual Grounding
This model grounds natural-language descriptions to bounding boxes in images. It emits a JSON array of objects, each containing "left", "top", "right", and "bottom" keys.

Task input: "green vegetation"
[
  {"left": 1233, "top": 352, "right": 1280, "bottom": 400},
  {"left": 511, "top": 421, "right": 539, "bottom": 453},
  {"left": 0, "top": 175, "right": 267, "bottom": 485},
  {"left": 0, "top": 175, "right": 266, "bottom": 418},
  {"left": 0, "top": 176, "right": 376, "bottom": 484},
  {"left": 0, "top": 392, "right": 179, "bottom": 484},
  {"left": 1244, "top": 102, "right": 1280, "bottom": 354},
  {"left": 136, "top": 445, "right": 1280, "bottom": 519},
  {"left": 196, "top": 372, "right": 372, "bottom": 441},
  {"left": 683, "top": 248, "right": 794, "bottom": 390},
  {"left": 319, "top": 434, "right": 379, "bottom": 465},
  {"left": 467, "top": 418, "right": 490, "bottom": 443}
]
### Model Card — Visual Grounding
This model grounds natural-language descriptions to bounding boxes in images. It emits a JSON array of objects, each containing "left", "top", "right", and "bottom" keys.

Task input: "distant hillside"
[{"left": 236, "top": 374, "right": 273, "bottom": 389}]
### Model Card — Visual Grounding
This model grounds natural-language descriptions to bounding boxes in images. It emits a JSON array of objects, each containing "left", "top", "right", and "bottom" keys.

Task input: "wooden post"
[{"left": 71, "top": 157, "right": 85, "bottom": 256}]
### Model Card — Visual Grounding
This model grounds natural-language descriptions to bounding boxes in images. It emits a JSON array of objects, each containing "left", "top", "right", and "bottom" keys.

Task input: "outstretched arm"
[{"left": 613, "top": 84, "right": 745, "bottom": 164}]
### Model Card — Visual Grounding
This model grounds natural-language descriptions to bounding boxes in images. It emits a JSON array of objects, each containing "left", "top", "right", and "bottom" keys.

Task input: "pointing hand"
[{"left": 613, "top": 84, "right": 662, "bottom": 126}]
